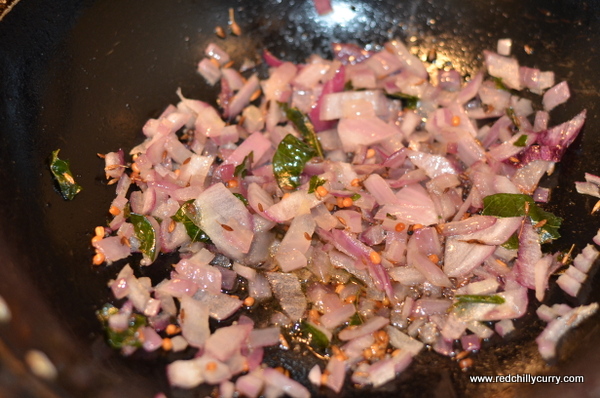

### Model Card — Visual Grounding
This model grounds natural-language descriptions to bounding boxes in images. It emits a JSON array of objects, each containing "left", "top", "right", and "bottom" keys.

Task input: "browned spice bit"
[
  {"left": 226, "top": 179, "right": 239, "bottom": 188},
  {"left": 524, "top": 45, "right": 534, "bottom": 55},
  {"left": 366, "top": 148, "right": 376, "bottom": 159},
  {"left": 95, "top": 226, "right": 105, "bottom": 237},
  {"left": 183, "top": 157, "right": 191, "bottom": 165},
  {"left": 257, "top": 202, "right": 264, "bottom": 212},
  {"left": 107, "top": 178, "right": 119, "bottom": 185},
  {"left": 179, "top": 309, "right": 186, "bottom": 321},
  {"left": 426, "top": 249, "right": 439, "bottom": 261},
  {"left": 459, "top": 357, "right": 473, "bottom": 371},
  {"left": 168, "top": 219, "right": 176, "bottom": 233},
  {"left": 495, "top": 258, "right": 509, "bottom": 269},
  {"left": 228, "top": 8, "right": 242, "bottom": 36},
  {"left": 315, "top": 186, "right": 329, "bottom": 198},
  {"left": 374, "top": 330, "right": 389, "bottom": 345},
  {"left": 206, "top": 361, "right": 218, "bottom": 372},
  {"left": 427, "top": 47, "right": 437, "bottom": 62},
  {"left": 369, "top": 251, "right": 382, "bottom": 265},
  {"left": 561, "top": 244, "right": 576, "bottom": 265},
  {"left": 274, "top": 367, "right": 290, "bottom": 377},
  {"left": 331, "top": 345, "right": 349, "bottom": 361},
  {"left": 131, "top": 162, "right": 141, "bottom": 173},
  {"left": 214, "top": 25, "right": 226, "bottom": 39},
  {"left": 350, "top": 178, "right": 361, "bottom": 187},
  {"left": 223, "top": 60, "right": 235, "bottom": 69},
  {"left": 455, "top": 350, "right": 470, "bottom": 361},
  {"left": 250, "top": 89, "right": 262, "bottom": 102},
  {"left": 533, "top": 219, "right": 547, "bottom": 229},
  {"left": 304, "top": 232, "right": 312, "bottom": 241},
  {"left": 162, "top": 338, "right": 173, "bottom": 351},
  {"left": 220, "top": 224, "right": 234, "bottom": 231},
  {"left": 92, "top": 251, "right": 105, "bottom": 266},
  {"left": 243, "top": 296, "right": 255, "bottom": 307},
  {"left": 97, "top": 153, "right": 106, "bottom": 159},
  {"left": 345, "top": 295, "right": 357, "bottom": 304},
  {"left": 337, "top": 216, "right": 347, "bottom": 226},
  {"left": 508, "top": 156, "right": 520, "bottom": 164},
  {"left": 593, "top": 200, "right": 600, "bottom": 214},
  {"left": 308, "top": 309, "right": 320, "bottom": 323}
]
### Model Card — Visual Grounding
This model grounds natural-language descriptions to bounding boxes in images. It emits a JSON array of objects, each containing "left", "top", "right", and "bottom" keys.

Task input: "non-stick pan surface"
[{"left": 1, "top": 0, "right": 600, "bottom": 397}]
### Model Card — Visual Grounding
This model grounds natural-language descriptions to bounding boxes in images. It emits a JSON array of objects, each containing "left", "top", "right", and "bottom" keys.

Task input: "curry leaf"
[
  {"left": 308, "top": 175, "right": 327, "bottom": 194},
  {"left": 233, "top": 193, "right": 249, "bottom": 206},
  {"left": 385, "top": 92, "right": 420, "bottom": 109},
  {"left": 506, "top": 107, "right": 521, "bottom": 131},
  {"left": 482, "top": 193, "right": 562, "bottom": 243},
  {"left": 455, "top": 294, "right": 505, "bottom": 305},
  {"left": 129, "top": 213, "right": 159, "bottom": 261},
  {"left": 299, "top": 320, "right": 329, "bottom": 352},
  {"left": 172, "top": 200, "right": 211, "bottom": 243},
  {"left": 273, "top": 134, "right": 316, "bottom": 190},
  {"left": 513, "top": 134, "right": 527, "bottom": 147},
  {"left": 50, "top": 149, "right": 82, "bottom": 200},
  {"left": 279, "top": 103, "right": 324, "bottom": 158},
  {"left": 97, "top": 304, "right": 146, "bottom": 350},
  {"left": 234, "top": 152, "right": 254, "bottom": 178}
]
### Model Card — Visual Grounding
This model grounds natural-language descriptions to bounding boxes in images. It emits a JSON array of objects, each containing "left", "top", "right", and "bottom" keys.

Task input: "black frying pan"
[{"left": 1, "top": 0, "right": 600, "bottom": 397}]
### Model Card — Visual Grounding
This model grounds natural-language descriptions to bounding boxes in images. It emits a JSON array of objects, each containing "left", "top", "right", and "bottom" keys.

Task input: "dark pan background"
[{"left": 1, "top": 0, "right": 600, "bottom": 397}]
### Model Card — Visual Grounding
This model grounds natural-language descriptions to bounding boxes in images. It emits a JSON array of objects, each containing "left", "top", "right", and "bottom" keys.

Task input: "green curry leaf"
[
  {"left": 171, "top": 200, "right": 211, "bottom": 243},
  {"left": 279, "top": 103, "right": 324, "bottom": 158},
  {"left": 129, "top": 213, "right": 159, "bottom": 262},
  {"left": 272, "top": 134, "right": 316, "bottom": 190},
  {"left": 50, "top": 149, "right": 82, "bottom": 200},
  {"left": 482, "top": 193, "right": 562, "bottom": 243}
]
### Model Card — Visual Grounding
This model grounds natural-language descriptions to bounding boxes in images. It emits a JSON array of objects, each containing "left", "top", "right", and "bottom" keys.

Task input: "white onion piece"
[
  {"left": 337, "top": 117, "right": 401, "bottom": 153},
  {"left": 536, "top": 303, "right": 599, "bottom": 360},
  {"left": 235, "top": 373, "right": 264, "bottom": 398},
  {"left": 444, "top": 238, "right": 495, "bottom": 278},
  {"left": 543, "top": 81, "right": 570, "bottom": 111},
  {"left": 205, "top": 324, "right": 252, "bottom": 362},
  {"left": 262, "top": 368, "right": 311, "bottom": 398},
  {"left": 484, "top": 50, "right": 521, "bottom": 90},
  {"left": 574, "top": 244, "right": 599, "bottom": 273},
  {"left": 338, "top": 316, "right": 389, "bottom": 341},
  {"left": 195, "top": 183, "right": 254, "bottom": 260},
  {"left": 178, "top": 295, "right": 210, "bottom": 348},
  {"left": 275, "top": 213, "right": 316, "bottom": 272}
]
